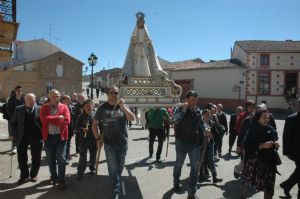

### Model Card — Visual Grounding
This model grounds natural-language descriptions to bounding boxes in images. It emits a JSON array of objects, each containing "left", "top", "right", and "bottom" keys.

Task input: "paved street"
[{"left": 0, "top": 101, "right": 298, "bottom": 198}]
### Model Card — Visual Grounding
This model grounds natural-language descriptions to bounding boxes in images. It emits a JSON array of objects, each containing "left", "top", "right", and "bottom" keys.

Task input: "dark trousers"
[
  {"left": 217, "top": 132, "right": 225, "bottom": 155},
  {"left": 66, "top": 135, "right": 73, "bottom": 160},
  {"left": 281, "top": 161, "right": 300, "bottom": 198},
  {"left": 149, "top": 128, "right": 164, "bottom": 160},
  {"left": 17, "top": 140, "right": 42, "bottom": 179},
  {"left": 77, "top": 142, "right": 97, "bottom": 175},
  {"left": 229, "top": 132, "right": 238, "bottom": 152},
  {"left": 75, "top": 133, "right": 80, "bottom": 153}
]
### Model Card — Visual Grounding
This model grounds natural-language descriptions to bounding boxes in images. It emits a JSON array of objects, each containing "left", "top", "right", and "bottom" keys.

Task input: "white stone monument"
[{"left": 119, "top": 12, "right": 182, "bottom": 107}]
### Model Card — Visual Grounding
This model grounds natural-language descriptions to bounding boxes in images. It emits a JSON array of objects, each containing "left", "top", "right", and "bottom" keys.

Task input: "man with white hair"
[
  {"left": 40, "top": 89, "right": 70, "bottom": 190},
  {"left": 10, "top": 93, "right": 42, "bottom": 184}
]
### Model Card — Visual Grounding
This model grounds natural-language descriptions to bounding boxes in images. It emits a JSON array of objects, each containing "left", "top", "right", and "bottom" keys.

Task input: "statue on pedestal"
[
  {"left": 119, "top": 12, "right": 182, "bottom": 107},
  {"left": 122, "top": 12, "right": 167, "bottom": 78}
]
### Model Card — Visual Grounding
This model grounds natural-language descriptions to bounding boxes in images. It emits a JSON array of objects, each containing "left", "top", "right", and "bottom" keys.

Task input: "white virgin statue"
[{"left": 122, "top": 12, "right": 167, "bottom": 78}]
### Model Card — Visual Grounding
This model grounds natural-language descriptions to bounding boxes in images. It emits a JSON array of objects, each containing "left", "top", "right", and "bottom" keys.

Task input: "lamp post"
[{"left": 88, "top": 53, "right": 98, "bottom": 100}]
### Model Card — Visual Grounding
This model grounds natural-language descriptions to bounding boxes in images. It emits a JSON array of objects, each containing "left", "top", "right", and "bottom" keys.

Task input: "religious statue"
[
  {"left": 122, "top": 12, "right": 168, "bottom": 78},
  {"left": 119, "top": 12, "right": 182, "bottom": 107}
]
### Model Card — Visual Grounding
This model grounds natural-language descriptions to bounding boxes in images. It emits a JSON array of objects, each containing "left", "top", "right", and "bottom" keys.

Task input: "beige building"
[
  {"left": 94, "top": 68, "right": 122, "bottom": 91},
  {"left": 160, "top": 59, "right": 245, "bottom": 109},
  {"left": 232, "top": 40, "right": 300, "bottom": 109},
  {"left": 0, "top": 39, "right": 83, "bottom": 101},
  {"left": 160, "top": 40, "right": 300, "bottom": 110}
]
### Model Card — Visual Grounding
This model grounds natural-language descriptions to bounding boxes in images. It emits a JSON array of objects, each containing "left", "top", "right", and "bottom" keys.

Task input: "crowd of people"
[{"left": 0, "top": 85, "right": 299, "bottom": 199}]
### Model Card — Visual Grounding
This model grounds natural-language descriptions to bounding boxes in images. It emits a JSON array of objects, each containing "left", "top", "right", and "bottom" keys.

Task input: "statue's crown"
[{"left": 136, "top": 12, "right": 145, "bottom": 19}]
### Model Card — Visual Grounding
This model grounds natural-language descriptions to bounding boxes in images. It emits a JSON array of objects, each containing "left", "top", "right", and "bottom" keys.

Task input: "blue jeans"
[
  {"left": 173, "top": 139, "right": 201, "bottom": 196},
  {"left": 45, "top": 135, "right": 67, "bottom": 183},
  {"left": 104, "top": 143, "right": 128, "bottom": 197},
  {"left": 204, "top": 143, "right": 217, "bottom": 177}
]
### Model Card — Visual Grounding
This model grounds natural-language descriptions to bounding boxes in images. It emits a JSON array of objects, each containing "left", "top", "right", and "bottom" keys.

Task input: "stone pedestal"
[{"left": 119, "top": 77, "right": 182, "bottom": 107}]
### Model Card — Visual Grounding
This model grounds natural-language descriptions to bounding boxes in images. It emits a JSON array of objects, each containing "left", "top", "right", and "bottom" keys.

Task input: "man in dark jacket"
[
  {"left": 9, "top": 93, "right": 42, "bottom": 184},
  {"left": 172, "top": 90, "right": 206, "bottom": 199},
  {"left": 7, "top": 85, "right": 25, "bottom": 154},
  {"left": 216, "top": 104, "right": 228, "bottom": 157},
  {"left": 228, "top": 106, "right": 243, "bottom": 154},
  {"left": 61, "top": 95, "right": 76, "bottom": 164},
  {"left": 280, "top": 98, "right": 300, "bottom": 199}
]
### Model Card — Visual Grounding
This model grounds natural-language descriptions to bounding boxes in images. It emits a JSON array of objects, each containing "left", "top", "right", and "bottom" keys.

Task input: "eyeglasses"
[
  {"left": 109, "top": 92, "right": 119, "bottom": 95},
  {"left": 17, "top": 89, "right": 23, "bottom": 92}
]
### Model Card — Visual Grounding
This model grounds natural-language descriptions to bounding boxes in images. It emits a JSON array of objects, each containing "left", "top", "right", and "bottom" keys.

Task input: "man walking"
[
  {"left": 281, "top": 98, "right": 300, "bottom": 198},
  {"left": 92, "top": 85, "right": 135, "bottom": 199},
  {"left": 147, "top": 107, "right": 169, "bottom": 162},
  {"left": 7, "top": 85, "right": 25, "bottom": 154},
  {"left": 40, "top": 89, "right": 70, "bottom": 189},
  {"left": 172, "top": 90, "right": 205, "bottom": 199},
  {"left": 9, "top": 93, "right": 42, "bottom": 184},
  {"left": 228, "top": 106, "right": 243, "bottom": 154}
]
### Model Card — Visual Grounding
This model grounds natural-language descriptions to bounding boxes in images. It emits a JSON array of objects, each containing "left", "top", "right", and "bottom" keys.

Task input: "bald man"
[
  {"left": 10, "top": 93, "right": 42, "bottom": 184},
  {"left": 40, "top": 89, "right": 70, "bottom": 190}
]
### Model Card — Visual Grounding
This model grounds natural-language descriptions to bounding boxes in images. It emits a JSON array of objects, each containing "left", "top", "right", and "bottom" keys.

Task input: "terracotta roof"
[
  {"left": 158, "top": 57, "right": 204, "bottom": 70},
  {"left": 169, "top": 59, "right": 244, "bottom": 71},
  {"left": 235, "top": 40, "right": 300, "bottom": 52}
]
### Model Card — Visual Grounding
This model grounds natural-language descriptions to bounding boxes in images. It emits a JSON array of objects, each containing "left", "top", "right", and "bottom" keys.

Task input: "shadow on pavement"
[
  {"left": 220, "top": 179, "right": 257, "bottom": 199},
  {"left": 0, "top": 174, "right": 143, "bottom": 199},
  {"left": 132, "top": 137, "right": 148, "bottom": 141}
]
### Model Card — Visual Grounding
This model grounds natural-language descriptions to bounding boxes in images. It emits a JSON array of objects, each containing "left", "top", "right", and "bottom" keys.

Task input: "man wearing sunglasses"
[{"left": 92, "top": 85, "right": 135, "bottom": 199}]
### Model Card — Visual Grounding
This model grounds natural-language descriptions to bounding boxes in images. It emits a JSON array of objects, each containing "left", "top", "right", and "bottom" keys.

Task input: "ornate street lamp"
[{"left": 88, "top": 53, "right": 98, "bottom": 100}]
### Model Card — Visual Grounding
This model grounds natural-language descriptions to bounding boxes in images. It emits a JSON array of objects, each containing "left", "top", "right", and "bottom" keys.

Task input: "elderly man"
[
  {"left": 92, "top": 85, "right": 135, "bottom": 199},
  {"left": 281, "top": 98, "right": 300, "bottom": 198},
  {"left": 10, "top": 93, "right": 42, "bottom": 184},
  {"left": 40, "top": 89, "right": 70, "bottom": 189}
]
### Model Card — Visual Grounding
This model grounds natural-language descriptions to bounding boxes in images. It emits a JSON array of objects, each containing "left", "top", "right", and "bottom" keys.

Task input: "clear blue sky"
[{"left": 17, "top": 0, "right": 300, "bottom": 74}]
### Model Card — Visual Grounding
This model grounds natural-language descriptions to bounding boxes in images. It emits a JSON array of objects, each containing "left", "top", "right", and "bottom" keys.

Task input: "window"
[
  {"left": 47, "top": 82, "right": 53, "bottom": 94},
  {"left": 258, "top": 72, "right": 270, "bottom": 95},
  {"left": 260, "top": 54, "right": 269, "bottom": 66}
]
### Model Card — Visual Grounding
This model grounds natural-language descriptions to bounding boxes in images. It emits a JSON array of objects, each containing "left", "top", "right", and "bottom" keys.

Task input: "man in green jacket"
[{"left": 147, "top": 107, "right": 170, "bottom": 162}]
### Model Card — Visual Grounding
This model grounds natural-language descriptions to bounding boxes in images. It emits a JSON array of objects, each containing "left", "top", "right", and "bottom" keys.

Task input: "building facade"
[
  {"left": 232, "top": 40, "right": 300, "bottom": 109},
  {"left": 0, "top": 39, "right": 83, "bottom": 100}
]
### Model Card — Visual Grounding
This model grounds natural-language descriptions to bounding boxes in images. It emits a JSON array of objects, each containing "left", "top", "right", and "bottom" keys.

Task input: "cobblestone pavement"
[{"left": 0, "top": 99, "right": 298, "bottom": 198}]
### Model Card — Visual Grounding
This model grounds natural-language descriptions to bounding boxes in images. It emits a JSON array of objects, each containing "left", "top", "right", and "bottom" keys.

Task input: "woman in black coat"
[{"left": 241, "top": 108, "right": 280, "bottom": 199}]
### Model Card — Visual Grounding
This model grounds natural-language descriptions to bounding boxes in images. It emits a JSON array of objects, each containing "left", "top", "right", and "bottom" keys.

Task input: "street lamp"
[{"left": 88, "top": 53, "right": 98, "bottom": 100}]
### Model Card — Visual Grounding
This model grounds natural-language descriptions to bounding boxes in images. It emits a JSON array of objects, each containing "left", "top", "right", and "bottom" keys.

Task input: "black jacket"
[
  {"left": 283, "top": 112, "right": 300, "bottom": 162},
  {"left": 229, "top": 113, "right": 237, "bottom": 134},
  {"left": 10, "top": 105, "right": 42, "bottom": 146},
  {"left": 217, "top": 111, "right": 228, "bottom": 133}
]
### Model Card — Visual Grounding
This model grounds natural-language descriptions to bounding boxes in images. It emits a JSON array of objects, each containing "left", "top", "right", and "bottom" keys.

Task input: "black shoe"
[
  {"left": 218, "top": 153, "right": 222, "bottom": 158},
  {"left": 89, "top": 169, "right": 95, "bottom": 175},
  {"left": 213, "top": 177, "right": 223, "bottom": 183},
  {"left": 280, "top": 183, "right": 292, "bottom": 198},
  {"left": 59, "top": 182, "right": 66, "bottom": 190},
  {"left": 30, "top": 177, "right": 37, "bottom": 182},
  {"left": 17, "top": 178, "right": 27, "bottom": 185}
]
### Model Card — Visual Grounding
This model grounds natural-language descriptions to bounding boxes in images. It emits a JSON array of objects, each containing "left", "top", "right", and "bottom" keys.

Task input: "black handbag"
[{"left": 257, "top": 148, "right": 281, "bottom": 166}]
